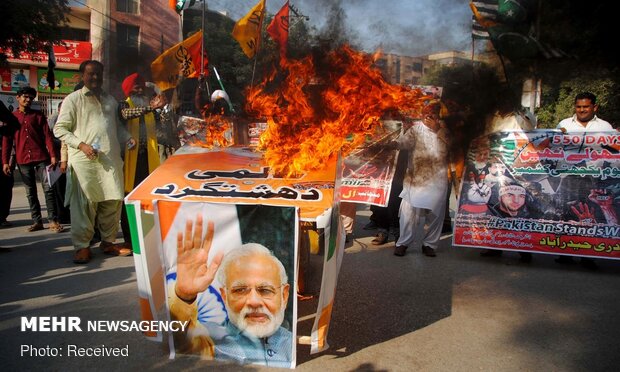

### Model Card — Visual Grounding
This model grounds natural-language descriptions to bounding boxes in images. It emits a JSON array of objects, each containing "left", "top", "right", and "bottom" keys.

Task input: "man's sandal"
[
  {"left": 49, "top": 222, "right": 65, "bottom": 233},
  {"left": 100, "top": 241, "right": 133, "bottom": 256},
  {"left": 27, "top": 223, "right": 44, "bottom": 232}
]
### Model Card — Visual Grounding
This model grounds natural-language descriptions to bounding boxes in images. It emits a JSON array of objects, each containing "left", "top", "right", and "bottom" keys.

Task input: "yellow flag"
[
  {"left": 232, "top": 0, "right": 265, "bottom": 58},
  {"left": 151, "top": 31, "right": 205, "bottom": 91}
]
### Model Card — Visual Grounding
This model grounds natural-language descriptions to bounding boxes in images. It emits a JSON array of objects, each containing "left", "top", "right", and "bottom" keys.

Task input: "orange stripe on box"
[
  {"left": 158, "top": 201, "right": 182, "bottom": 241},
  {"left": 316, "top": 301, "right": 334, "bottom": 350},
  {"left": 139, "top": 297, "right": 157, "bottom": 337}
]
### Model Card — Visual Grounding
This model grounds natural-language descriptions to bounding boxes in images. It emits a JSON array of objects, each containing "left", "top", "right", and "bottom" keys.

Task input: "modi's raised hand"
[{"left": 175, "top": 215, "right": 224, "bottom": 302}]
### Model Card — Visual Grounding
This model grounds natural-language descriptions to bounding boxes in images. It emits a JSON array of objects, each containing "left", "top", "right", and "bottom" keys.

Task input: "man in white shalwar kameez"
[
  {"left": 54, "top": 60, "right": 136, "bottom": 264},
  {"left": 392, "top": 104, "right": 449, "bottom": 257}
]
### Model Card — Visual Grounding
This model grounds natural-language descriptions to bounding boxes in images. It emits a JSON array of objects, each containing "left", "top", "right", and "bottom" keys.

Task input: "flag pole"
[
  {"left": 213, "top": 66, "right": 234, "bottom": 113},
  {"left": 200, "top": 0, "right": 210, "bottom": 96},
  {"left": 250, "top": 3, "right": 266, "bottom": 89},
  {"left": 47, "top": 44, "right": 55, "bottom": 118},
  {"left": 200, "top": 0, "right": 205, "bottom": 76}
]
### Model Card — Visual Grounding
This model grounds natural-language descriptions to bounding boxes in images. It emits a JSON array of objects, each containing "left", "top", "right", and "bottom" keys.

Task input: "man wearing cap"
[
  {"left": 483, "top": 178, "right": 535, "bottom": 262},
  {"left": 489, "top": 180, "right": 531, "bottom": 218},
  {"left": 118, "top": 73, "right": 171, "bottom": 249},
  {"left": 210, "top": 90, "right": 232, "bottom": 116}
]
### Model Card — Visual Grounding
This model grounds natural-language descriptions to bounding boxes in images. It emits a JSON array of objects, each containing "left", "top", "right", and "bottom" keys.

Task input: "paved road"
[{"left": 1, "top": 182, "right": 619, "bottom": 371}]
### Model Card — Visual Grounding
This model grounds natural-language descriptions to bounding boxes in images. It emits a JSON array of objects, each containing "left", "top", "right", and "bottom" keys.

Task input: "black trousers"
[
  {"left": 17, "top": 161, "right": 58, "bottom": 224},
  {"left": 0, "top": 167, "right": 13, "bottom": 222}
]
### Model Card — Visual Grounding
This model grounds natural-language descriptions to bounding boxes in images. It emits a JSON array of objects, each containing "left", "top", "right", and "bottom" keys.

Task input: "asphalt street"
[{"left": 1, "top": 181, "right": 619, "bottom": 371}]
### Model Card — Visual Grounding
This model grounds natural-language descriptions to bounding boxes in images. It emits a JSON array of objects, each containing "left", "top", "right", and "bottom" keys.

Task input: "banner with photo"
[
  {"left": 454, "top": 130, "right": 620, "bottom": 259},
  {"left": 37, "top": 68, "right": 82, "bottom": 93},
  {"left": 11, "top": 68, "right": 30, "bottom": 91},
  {"left": 156, "top": 200, "right": 297, "bottom": 368},
  {"left": 340, "top": 120, "right": 402, "bottom": 206},
  {"left": 125, "top": 146, "right": 344, "bottom": 358}
]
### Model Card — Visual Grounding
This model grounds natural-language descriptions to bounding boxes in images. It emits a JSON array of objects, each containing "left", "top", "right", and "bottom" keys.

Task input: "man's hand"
[
  {"left": 50, "top": 156, "right": 58, "bottom": 168},
  {"left": 150, "top": 94, "right": 167, "bottom": 110},
  {"left": 175, "top": 215, "right": 224, "bottom": 303},
  {"left": 78, "top": 142, "right": 97, "bottom": 160},
  {"left": 126, "top": 138, "right": 137, "bottom": 150},
  {"left": 2, "top": 163, "right": 10, "bottom": 176},
  {"left": 588, "top": 188, "right": 618, "bottom": 224},
  {"left": 588, "top": 189, "right": 613, "bottom": 208},
  {"left": 466, "top": 180, "right": 491, "bottom": 204},
  {"left": 570, "top": 202, "right": 595, "bottom": 223}
]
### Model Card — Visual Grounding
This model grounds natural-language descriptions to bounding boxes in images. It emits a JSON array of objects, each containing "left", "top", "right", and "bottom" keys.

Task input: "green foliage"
[
  {"left": 0, "top": 0, "right": 69, "bottom": 65},
  {"left": 536, "top": 71, "right": 619, "bottom": 128}
]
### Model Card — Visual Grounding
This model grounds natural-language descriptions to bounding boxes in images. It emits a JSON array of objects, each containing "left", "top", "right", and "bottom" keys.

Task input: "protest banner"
[
  {"left": 454, "top": 130, "right": 620, "bottom": 259},
  {"left": 340, "top": 120, "right": 402, "bottom": 206}
]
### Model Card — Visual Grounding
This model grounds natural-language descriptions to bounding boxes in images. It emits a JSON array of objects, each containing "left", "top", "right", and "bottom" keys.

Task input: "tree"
[
  {"left": 0, "top": 0, "right": 69, "bottom": 64},
  {"left": 536, "top": 71, "right": 619, "bottom": 128},
  {"left": 474, "top": 1, "right": 619, "bottom": 128}
]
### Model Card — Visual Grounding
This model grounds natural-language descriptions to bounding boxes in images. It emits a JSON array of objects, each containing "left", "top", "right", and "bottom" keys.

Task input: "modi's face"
[{"left": 221, "top": 254, "right": 289, "bottom": 338}]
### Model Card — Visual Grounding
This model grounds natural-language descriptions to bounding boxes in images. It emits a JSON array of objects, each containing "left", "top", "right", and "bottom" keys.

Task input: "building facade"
[
  {"left": 375, "top": 50, "right": 490, "bottom": 87},
  {"left": 0, "top": 0, "right": 180, "bottom": 116}
]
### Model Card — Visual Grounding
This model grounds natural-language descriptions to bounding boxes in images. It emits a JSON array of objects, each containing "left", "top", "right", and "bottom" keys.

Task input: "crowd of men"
[{"left": 0, "top": 60, "right": 231, "bottom": 263}]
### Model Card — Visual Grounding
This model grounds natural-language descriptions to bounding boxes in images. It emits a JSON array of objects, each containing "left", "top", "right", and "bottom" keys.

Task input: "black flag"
[{"left": 47, "top": 45, "right": 56, "bottom": 91}]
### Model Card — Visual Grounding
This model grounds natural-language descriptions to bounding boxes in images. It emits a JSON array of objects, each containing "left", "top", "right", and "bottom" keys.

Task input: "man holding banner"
[{"left": 555, "top": 92, "right": 615, "bottom": 269}]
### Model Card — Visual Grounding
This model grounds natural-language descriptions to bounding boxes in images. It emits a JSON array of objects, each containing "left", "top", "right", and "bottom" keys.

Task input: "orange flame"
[
  {"left": 246, "top": 45, "right": 430, "bottom": 176},
  {"left": 192, "top": 115, "right": 233, "bottom": 149}
]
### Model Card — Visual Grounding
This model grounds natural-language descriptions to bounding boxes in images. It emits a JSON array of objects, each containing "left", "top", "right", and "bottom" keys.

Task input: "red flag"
[
  {"left": 267, "top": 1, "right": 289, "bottom": 58},
  {"left": 186, "top": 32, "right": 209, "bottom": 77}
]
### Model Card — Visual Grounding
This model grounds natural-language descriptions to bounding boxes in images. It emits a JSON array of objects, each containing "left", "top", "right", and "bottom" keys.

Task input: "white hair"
[{"left": 216, "top": 243, "right": 288, "bottom": 286}]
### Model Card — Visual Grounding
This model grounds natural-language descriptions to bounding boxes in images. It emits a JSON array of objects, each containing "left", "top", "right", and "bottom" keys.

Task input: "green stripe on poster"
[{"left": 125, "top": 203, "right": 140, "bottom": 255}]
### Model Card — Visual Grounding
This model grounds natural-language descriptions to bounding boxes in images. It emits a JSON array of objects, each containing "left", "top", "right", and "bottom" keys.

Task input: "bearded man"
[
  {"left": 169, "top": 219, "right": 293, "bottom": 368},
  {"left": 119, "top": 73, "right": 168, "bottom": 249}
]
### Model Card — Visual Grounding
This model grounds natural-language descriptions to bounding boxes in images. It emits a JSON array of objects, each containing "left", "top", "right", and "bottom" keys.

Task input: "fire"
[
  {"left": 193, "top": 114, "right": 233, "bottom": 149},
  {"left": 246, "top": 45, "right": 430, "bottom": 176}
]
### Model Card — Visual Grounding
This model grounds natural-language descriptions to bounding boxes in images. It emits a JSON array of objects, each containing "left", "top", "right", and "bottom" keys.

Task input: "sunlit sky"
[{"left": 204, "top": 0, "right": 473, "bottom": 56}]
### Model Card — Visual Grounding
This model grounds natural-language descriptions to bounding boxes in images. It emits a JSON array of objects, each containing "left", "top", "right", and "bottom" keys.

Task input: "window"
[
  {"left": 116, "top": 0, "right": 139, "bottom": 14},
  {"left": 116, "top": 23, "right": 141, "bottom": 78},
  {"left": 117, "top": 23, "right": 140, "bottom": 51},
  {"left": 60, "top": 27, "right": 90, "bottom": 41}
]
